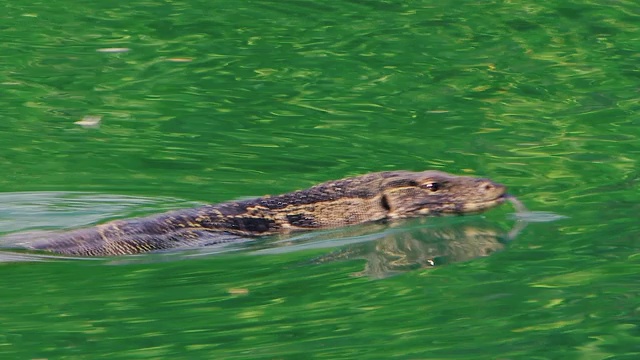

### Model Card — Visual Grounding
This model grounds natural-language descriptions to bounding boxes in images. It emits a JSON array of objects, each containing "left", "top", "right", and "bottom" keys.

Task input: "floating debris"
[
  {"left": 166, "top": 58, "right": 193, "bottom": 62},
  {"left": 96, "top": 48, "right": 130, "bottom": 53},
  {"left": 74, "top": 115, "right": 102, "bottom": 128},
  {"left": 228, "top": 288, "right": 249, "bottom": 295}
]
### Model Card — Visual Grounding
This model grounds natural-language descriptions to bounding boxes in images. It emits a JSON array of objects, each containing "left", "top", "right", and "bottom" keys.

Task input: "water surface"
[{"left": 1, "top": 0, "right": 639, "bottom": 358}]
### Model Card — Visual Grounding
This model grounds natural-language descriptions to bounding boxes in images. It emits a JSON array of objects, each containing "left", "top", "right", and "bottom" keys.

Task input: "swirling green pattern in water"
[{"left": 0, "top": 0, "right": 639, "bottom": 358}]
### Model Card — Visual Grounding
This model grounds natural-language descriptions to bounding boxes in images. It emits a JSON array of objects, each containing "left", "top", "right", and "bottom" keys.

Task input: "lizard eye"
[{"left": 424, "top": 182, "right": 441, "bottom": 192}]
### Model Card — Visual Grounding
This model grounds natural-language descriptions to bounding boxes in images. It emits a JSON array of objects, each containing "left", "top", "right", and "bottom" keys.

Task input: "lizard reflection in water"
[{"left": 301, "top": 217, "right": 526, "bottom": 278}]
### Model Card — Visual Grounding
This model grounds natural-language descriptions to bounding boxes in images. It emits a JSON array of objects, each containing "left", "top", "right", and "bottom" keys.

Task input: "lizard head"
[{"left": 379, "top": 170, "right": 507, "bottom": 218}]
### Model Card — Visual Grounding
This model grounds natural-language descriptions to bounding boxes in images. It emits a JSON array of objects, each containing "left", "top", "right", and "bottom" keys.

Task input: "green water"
[{"left": 2, "top": 0, "right": 640, "bottom": 358}]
